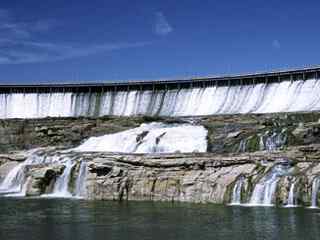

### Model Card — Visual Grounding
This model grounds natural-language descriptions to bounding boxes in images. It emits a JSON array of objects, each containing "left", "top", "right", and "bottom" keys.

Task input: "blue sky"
[{"left": 0, "top": 0, "right": 319, "bottom": 83}]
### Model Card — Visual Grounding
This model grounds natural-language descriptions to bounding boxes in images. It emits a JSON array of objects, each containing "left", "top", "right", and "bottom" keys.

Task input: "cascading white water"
[
  {"left": 0, "top": 164, "right": 25, "bottom": 194},
  {"left": 230, "top": 176, "right": 245, "bottom": 205},
  {"left": 44, "top": 159, "right": 75, "bottom": 198},
  {"left": 1, "top": 122, "right": 205, "bottom": 199},
  {"left": 75, "top": 122, "right": 208, "bottom": 153},
  {"left": 74, "top": 161, "right": 88, "bottom": 198},
  {"left": 249, "top": 164, "right": 289, "bottom": 206},
  {"left": 259, "top": 129, "right": 287, "bottom": 151},
  {"left": 238, "top": 139, "right": 247, "bottom": 153},
  {"left": 285, "top": 180, "right": 297, "bottom": 207},
  {"left": 0, "top": 151, "right": 61, "bottom": 196},
  {"left": 52, "top": 159, "right": 74, "bottom": 198},
  {"left": 310, "top": 177, "right": 320, "bottom": 208},
  {"left": 2, "top": 79, "right": 320, "bottom": 119}
]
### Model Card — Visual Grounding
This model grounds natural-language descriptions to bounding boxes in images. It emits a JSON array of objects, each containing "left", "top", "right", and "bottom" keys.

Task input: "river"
[{"left": 0, "top": 198, "right": 319, "bottom": 240}]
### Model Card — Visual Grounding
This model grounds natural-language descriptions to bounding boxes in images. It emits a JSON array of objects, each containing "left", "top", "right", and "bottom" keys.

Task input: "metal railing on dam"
[{"left": 0, "top": 66, "right": 319, "bottom": 94}]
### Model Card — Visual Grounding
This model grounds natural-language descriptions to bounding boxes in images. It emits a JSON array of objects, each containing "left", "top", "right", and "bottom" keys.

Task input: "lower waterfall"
[
  {"left": 285, "top": 180, "right": 297, "bottom": 207},
  {"left": 0, "top": 164, "right": 25, "bottom": 195},
  {"left": 310, "top": 177, "right": 320, "bottom": 208},
  {"left": 0, "top": 122, "right": 206, "bottom": 199},
  {"left": 1, "top": 78, "right": 320, "bottom": 119},
  {"left": 74, "top": 161, "right": 88, "bottom": 198},
  {"left": 230, "top": 176, "right": 244, "bottom": 205},
  {"left": 0, "top": 152, "right": 61, "bottom": 196},
  {"left": 45, "top": 159, "right": 75, "bottom": 198},
  {"left": 249, "top": 164, "right": 290, "bottom": 206}
]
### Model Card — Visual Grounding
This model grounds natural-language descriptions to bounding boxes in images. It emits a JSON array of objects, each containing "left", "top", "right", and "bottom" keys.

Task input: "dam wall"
[{"left": 1, "top": 67, "right": 320, "bottom": 118}]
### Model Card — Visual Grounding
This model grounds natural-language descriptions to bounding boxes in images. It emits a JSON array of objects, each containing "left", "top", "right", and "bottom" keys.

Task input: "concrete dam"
[{"left": 1, "top": 66, "right": 320, "bottom": 118}]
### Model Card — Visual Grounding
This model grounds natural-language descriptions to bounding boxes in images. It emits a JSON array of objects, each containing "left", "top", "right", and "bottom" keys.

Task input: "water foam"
[{"left": 75, "top": 122, "right": 208, "bottom": 153}]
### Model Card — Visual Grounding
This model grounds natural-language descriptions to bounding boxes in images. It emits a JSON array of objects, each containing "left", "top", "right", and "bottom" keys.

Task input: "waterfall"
[
  {"left": 74, "top": 122, "right": 208, "bottom": 153},
  {"left": 310, "top": 177, "right": 320, "bottom": 208},
  {"left": 0, "top": 151, "right": 60, "bottom": 196},
  {"left": 285, "top": 180, "right": 297, "bottom": 207},
  {"left": 0, "top": 150, "right": 78, "bottom": 198},
  {"left": 1, "top": 79, "right": 320, "bottom": 119},
  {"left": 259, "top": 129, "right": 287, "bottom": 151},
  {"left": 238, "top": 140, "right": 247, "bottom": 153},
  {"left": 0, "top": 164, "right": 26, "bottom": 194},
  {"left": 249, "top": 164, "right": 289, "bottom": 206},
  {"left": 230, "top": 176, "right": 244, "bottom": 205},
  {"left": 0, "top": 122, "right": 205, "bottom": 199},
  {"left": 74, "top": 161, "right": 88, "bottom": 198},
  {"left": 45, "top": 159, "right": 75, "bottom": 198}
]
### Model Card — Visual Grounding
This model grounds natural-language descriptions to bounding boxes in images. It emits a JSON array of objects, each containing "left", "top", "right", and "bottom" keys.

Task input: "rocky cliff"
[
  {"left": 1, "top": 144, "right": 320, "bottom": 206},
  {"left": 1, "top": 112, "right": 320, "bottom": 154},
  {"left": 1, "top": 112, "right": 320, "bottom": 206}
]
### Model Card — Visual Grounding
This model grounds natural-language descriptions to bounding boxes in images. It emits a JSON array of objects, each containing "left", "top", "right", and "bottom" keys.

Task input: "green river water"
[{"left": 0, "top": 198, "right": 319, "bottom": 240}]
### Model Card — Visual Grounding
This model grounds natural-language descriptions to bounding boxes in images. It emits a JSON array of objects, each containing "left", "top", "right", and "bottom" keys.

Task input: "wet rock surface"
[
  {"left": 0, "top": 144, "right": 320, "bottom": 205},
  {"left": 1, "top": 112, "right": 320, "bottom": 154},
  {"left": 1, "top": 112, "right": 320, "bottom": 205}
]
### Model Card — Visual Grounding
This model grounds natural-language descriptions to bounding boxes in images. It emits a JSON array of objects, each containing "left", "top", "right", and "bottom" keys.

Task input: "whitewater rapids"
[{"left": 75, "top": 122, "right": 208, "bottom": 153}]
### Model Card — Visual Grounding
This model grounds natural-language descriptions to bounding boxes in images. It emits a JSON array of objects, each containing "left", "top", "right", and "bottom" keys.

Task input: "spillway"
[{"left": 1, "top": 68, "right": 320, "bottom": 118}]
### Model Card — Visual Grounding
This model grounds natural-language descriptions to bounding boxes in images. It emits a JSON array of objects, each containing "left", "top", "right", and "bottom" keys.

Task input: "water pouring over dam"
[{"left": 1, "top": 67, "right": 320, "bottom": 119}]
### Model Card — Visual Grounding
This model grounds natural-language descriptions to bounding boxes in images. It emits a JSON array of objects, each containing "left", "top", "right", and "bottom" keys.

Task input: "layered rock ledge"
[{"left": 1, "top": 144, "right": 320, "bottom": 205}]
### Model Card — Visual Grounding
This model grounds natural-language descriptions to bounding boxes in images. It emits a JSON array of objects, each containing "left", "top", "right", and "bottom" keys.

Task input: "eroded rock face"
[
  {"left": 0, "top": 145, "right": 317, "bottom": 205},
  {"left": 25, "top": 165, "right": 65, "bottom": 196},
  {"left": 1, "top": 112, "right": 320, "bottom": 154},
  {"left": 83, "top": 154, "right": 259, "bottom": 203},
  {"left": 1, "top": 112, "right": 320, "bottom": 205},
  {"left": 82, "top": 148, "right": 320, "bottom": 205}
]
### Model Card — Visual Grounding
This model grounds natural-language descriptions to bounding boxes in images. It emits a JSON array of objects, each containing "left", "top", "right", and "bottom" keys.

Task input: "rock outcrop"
[
  {"left": 1, "top": 112, "right": 320, "bottom": 206},
  {"left": 1, "top": 112, "right": 320, "bottom": 154},
  {"left": 1, "top": 144, "right": 320, "bottom": 206}
]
